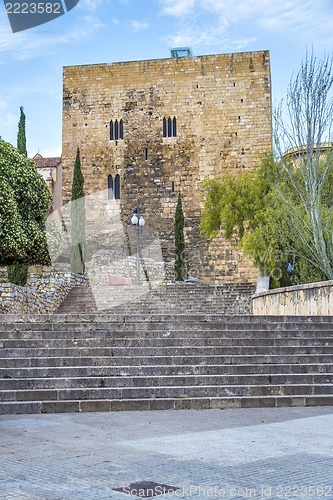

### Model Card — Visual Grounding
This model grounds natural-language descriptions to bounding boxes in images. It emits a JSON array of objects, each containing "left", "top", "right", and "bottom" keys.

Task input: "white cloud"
[
  {"left": 159, "top": 0, "right": 195, "bottom": 17},
  {"left": 80, "top": 0, "right": 105, "bottom": 12},
  {"left": 163, "top": 23, "right": 227, "bottom": 48},
  {"left": 131, "top": 20, "right": 150, "bottom": 32},
  {"left": 0, "top": 15, "right": 105, "bottom": 63},
  {"left": 160, "top": 0, "right": 333, "bottom": 46}
]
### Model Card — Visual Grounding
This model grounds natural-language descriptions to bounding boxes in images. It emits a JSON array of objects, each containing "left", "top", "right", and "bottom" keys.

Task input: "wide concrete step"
[
  {"left": 1, "top": 345, "right": 333, "bottom": 358},
  {"left": 1, "top": 313, "right": 332, "bottom": 414},
  {"left": 2, "top": 383, "right": 333, "bottom": 402},
  {"left": 2, "top": 363, "right": 332, "bottom": 379},
  {"left": 1, "top": 394, "right": 333, "bottom": 415},
  {"left": 3, "top": 337, "right": 333, "bottom": 348},
  {"left": 0, "top": 307, "right": 333, "bottom": 324},
  {"left": 57, "top": 283, "right": 255, "bottom": 315},
  {"left": 0, "top": 316, "right": 333, "bottom": 338},
  {"left": 1, "top": 354, "right": 333, "bottom": 368},
  {"left": 1, "top": 373, "right": 333, "bottom": 390}
]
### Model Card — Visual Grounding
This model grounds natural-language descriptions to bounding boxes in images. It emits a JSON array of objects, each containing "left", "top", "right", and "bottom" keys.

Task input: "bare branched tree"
[{"left": 274, "top": 50, "right": 333, "bottom": 280}]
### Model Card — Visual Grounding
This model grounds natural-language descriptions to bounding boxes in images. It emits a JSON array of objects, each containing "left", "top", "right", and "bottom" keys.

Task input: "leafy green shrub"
[{"left": 7, "top": 264, "right": 29, "bottom": 286}]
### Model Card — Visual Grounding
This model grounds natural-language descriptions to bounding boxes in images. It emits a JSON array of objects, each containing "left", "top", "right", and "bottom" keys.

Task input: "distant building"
[
  {"left": 283, "top": 143, "right": 333, "bottom": 164},
  {"left": 32, "top": 153, "right": 62, "bottom": 210}
]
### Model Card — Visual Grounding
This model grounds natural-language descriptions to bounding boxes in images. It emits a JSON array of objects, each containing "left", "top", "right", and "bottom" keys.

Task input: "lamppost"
[{"left": 131, "top": 200, "right": 145, "bottom": 284}]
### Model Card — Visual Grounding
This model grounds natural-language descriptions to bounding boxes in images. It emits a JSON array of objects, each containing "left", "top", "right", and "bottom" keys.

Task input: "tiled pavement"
[{"left": 1, "top": 407, "right": 333, "bottom": 499}]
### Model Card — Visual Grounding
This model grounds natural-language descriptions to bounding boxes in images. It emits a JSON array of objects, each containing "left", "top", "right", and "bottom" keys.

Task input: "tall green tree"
[
  {"left": 17, "top": 106, "right": 27, "bottom": 156},
  {"left": 7, "top": 107, "right": 29, "bottom": 284},
  {"left": 0, "top": 139, "right": 51, "bottom": 266},
  {"left": 70, "top": 147, "right": 86, "bottom": 274},
  {"left": 174, "top": 192, "right": 185, "bottom": 281}
]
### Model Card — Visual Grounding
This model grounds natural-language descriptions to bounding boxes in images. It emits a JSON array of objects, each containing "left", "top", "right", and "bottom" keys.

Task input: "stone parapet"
[
  {"left": 252, "top": 280, "right": 333, "bottom": 315},
  {"left": 0, "top": 273, "right": 87, "bottom": 315}
]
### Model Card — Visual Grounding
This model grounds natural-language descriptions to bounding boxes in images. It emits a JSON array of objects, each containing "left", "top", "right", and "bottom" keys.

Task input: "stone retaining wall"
[
  {"left": 252, "top": 280, "right": 333, "bottom": 315},
  {"left": 0, "top": 273, "right": 87, "bottom": 314}
]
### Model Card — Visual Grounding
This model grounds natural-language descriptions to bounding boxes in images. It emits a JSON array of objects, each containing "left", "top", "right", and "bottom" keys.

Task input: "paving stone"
[{"left": 1, "top": 408, "right": 333, "bottom": 499}]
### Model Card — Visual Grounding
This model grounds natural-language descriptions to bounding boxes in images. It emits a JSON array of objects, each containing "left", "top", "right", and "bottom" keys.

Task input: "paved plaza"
[{"left": 1, "top": 407, "right": 333, "bottom": 499}]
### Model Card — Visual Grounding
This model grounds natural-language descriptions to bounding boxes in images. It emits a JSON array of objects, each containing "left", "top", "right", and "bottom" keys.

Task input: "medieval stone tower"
[{"left": 62, "top": 50, "right": 272, "bottom": 284}]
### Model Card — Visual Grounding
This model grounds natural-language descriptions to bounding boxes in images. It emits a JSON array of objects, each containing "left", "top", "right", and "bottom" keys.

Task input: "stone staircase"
[
  {"left": 57, "top": 283, "right": 255, "bottom": 315},
  {"left": 0, "top": 314, "right": 332, "bottom": 414}
]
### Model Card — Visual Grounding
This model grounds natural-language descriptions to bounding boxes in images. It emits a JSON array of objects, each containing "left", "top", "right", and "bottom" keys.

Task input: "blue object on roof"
[{"left": 170, "top": 47, "right": 193, "bottom": 58}]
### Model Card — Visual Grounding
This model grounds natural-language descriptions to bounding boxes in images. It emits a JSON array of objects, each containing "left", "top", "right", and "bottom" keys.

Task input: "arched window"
[
  {"left": 110, "top": 118, "right": 124, "bottom": 141},
  {"left": 172, "top": 117, "right": 177, "bottom": 137},
  {"left": 163, "top": 116, "right": 177, "bottom": 138},
  {"left": 167, "top": 117, "right": 172, "bottom": 137},
  {"left": 115, "top": 174, "right": 120, "bottom": 200},
  {"left": 108, "top": 175, "right": 114, "bottom": 199}
]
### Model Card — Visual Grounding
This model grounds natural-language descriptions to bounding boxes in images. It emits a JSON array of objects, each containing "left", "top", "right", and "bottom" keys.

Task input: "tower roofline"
[{"left": 63, "top": 49, "right": 270, "bottom": 70}]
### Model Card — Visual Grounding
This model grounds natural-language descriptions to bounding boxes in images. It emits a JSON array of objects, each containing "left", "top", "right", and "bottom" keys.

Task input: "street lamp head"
[
  {"left": 131, "top": 214, "right": 138, "bottom": 225},
  {"left": 139, "top": 216, "right": 145, "bottom": 227}
]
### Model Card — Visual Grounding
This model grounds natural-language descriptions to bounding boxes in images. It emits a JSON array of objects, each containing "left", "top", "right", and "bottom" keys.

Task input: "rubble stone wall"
[{"left": 0, "top": 273, "right": 86, "bottom": 314}]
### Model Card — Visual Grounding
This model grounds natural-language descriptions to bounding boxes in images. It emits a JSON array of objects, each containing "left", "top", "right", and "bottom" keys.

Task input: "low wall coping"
[{"left": 252, "top": 279, "right": 333, "bottom": 299}]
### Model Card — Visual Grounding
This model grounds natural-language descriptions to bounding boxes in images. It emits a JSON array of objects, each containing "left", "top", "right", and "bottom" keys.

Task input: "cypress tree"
[
  {"left": 7, "top": 107, "right": 29, "bottom": 285},
  {"left": 17, "top": 106, "right": 27, "bottom": 156},
  {"left": 70, "top": 147, "right": 86, "bottom": 274},
  {"left": 174, "top": 191, "right": 185, "bottom": 281}
]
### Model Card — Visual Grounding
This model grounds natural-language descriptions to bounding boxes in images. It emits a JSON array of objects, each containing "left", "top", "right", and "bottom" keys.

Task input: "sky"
[{"left": 0, "top": 0, "right": 333, "bottom": 158}]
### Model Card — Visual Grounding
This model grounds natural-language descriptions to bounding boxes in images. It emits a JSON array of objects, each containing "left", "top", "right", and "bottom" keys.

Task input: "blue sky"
[{"left": 0, "top": 0, "right": 332, "bottom": 157}]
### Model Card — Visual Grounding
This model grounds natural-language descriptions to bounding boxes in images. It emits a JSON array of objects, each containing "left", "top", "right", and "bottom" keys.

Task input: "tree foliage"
[
  {"left": 8, "top": 106, "right": 29, "bottom": 285},
  {"left": 201, "top": 51, "right": 333, "bottom": 288},
  {"left": 201, "top": 152, "right": 331, "bottom": 287},
  {"left": 70, "top": 147, "right": 86, "bottom": 274},
  {"left": 0, "top": 139, "right": 51, "bottom": 266},
  {"left": 274, "top": 50, "right": 333, "bottom": 280},
  {"left": 174, "top": 191, "right": 185, "bottom": 281}
]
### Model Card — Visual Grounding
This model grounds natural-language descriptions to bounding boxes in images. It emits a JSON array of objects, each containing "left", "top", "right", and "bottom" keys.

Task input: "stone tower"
[{"left": 62, "top": 50, "right": 272, "bottom": 284}]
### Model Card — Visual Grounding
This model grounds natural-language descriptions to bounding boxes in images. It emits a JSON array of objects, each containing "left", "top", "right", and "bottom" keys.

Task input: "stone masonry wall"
[
  {"left": 62, "top": 51, "right": 272, "bottom": 284},
  {"left": 0, "top": 273, "right": 86, "bottom": 314},
  {"left": 252, "top": 280, "right": 333, "bottom": 315}
]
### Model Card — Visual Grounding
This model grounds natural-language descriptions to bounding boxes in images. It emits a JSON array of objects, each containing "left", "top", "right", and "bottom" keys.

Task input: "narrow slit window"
[
  {"left": 119, "top": 119, "right": 124, "bottom": 139},
  {"left": 163, "top": 117, "right": 167, "bottom": 137},
  {"left": 144, "top": 148, "right": 148, "bottom": 160},
  {"left": 114, "top": 120, "right": 119, "bottom": 140},
  {"left": 108, "top": 175, "right": 114, "bottom": 199},
  {"left": 172, "top": 117, "right": 177, "bottom": 137},
  {"left": 167, "top": 117, "right": 172, "bottom": 137},
  {"left": 110, "top": 120, "right": 114, "bottom": 140},
  {"left": 171, "top": 181, "right": 175, "bottom": 193},
  {"left": 115, "top": 174, "right": 120, "bottom": 200}
]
